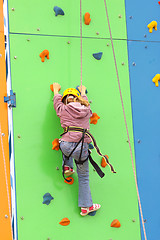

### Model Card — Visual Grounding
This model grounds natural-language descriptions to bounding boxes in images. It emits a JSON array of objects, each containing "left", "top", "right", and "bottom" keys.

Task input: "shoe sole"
[{"left": 64, "top": 171, "right": 75, "bottom": 177}]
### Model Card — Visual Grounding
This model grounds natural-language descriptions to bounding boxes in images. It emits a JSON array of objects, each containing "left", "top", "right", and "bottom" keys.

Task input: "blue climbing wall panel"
[
  {"left": 125, "top": 0, "right": 160, "bottom": 41},
  {"left": 126, "top": 1, "right": 160, "bottom": 239}
]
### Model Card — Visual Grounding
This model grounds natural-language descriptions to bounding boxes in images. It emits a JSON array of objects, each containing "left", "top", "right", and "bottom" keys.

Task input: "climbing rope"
[
  {"left": 80, "top": 0, "right": 83, "bottom": 92},
  {"left": 0, "top": 122, "right": 13, "bottom": 240},
  {"left": 103, "top": 0, "right": 147, "bottom": 239}
]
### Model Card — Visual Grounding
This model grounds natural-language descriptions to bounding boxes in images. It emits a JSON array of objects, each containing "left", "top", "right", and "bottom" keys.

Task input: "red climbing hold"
[
  {"left": 64, "top": 177, "right": 74, "bottom": 185},
  {"left": 101, "top": 155, "right": 109, "bottom": 168},
  {"left": 39, "top": 49, "right": 49, "bottom": 62},
  {"left": 158, "top": 1, "right": 160, "bottom": 4},
  {"left": 59, "top": 218, "right": 70, "bottom": 226},
  {"left": 84, "top": 12, "right": 91, "bottom": 25},
  {"left": 52, "top": 138, "right": 60, "bottom": 151},
  {"left": 90, "top": 113, "right": 100, "bottom": 124},
  {"left": 111, "top": 219, "right": 121, "bottom": 228}
]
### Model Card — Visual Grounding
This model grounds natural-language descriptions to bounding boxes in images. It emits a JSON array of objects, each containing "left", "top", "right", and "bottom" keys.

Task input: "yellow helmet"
[{"left": 62, "top": 88, "right": 80, "bottom": 101}]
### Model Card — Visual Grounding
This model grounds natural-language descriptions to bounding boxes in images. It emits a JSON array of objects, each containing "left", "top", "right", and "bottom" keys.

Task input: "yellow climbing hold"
[
  {"left": 147, "top": 21, "right": 157, "bottom": 33},
  {"left": 152, "top": 74, "right": 160, "bottom": 87}
]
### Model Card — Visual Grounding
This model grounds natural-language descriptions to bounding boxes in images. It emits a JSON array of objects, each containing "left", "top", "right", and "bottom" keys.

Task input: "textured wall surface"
[
  {"left": 4, "top": 0, "right": 145, "bottom": 239},
  {"left": 125, "top": 0, "right": 160, "bottom": 239}
]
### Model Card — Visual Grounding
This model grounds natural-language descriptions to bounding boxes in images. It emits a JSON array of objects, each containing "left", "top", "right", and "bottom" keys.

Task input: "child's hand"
[
  {"left": 78, "top": 85, "right": 86, "bottom": 95},
  {"left": 53, "top": 83, "right": 61, "bottom": 94}
]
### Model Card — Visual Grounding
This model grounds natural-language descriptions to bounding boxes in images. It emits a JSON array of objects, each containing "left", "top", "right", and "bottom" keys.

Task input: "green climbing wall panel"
[
  {"left": 10, "top": 35, "right": 141, "bottom": 240},
  {"left": 8, "top": 0, "right": 141, "bottom": 239},
  {"left": 9, "top": 0, "right": 126, "bottom": 39}
]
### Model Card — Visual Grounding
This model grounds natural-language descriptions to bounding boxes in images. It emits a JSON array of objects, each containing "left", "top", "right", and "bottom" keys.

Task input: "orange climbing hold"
[
  {"left": 90, "top": 113, "right": 100, "bottom": 124},
  {"left": 101, "top": 155, "right": 109, "bottom": 168},
  {"left": 59, "top": 218, "right": 70, "bottom": 226},
  {"left": 84, "top": 12, "right": 91, "bottom": 25},
  {"left": 52, "top": 138, "right": 60, "bottom": 151},
  {"left": 64, "top": 177, "right": 74, "bottom": 185},
  {"left": 111, "top": 219, "right": 121, "bottom": 228},
  {"left": 39, "top": 49, "right": 49, "bottom": 62},
  {"left": 50, "top": 84, "right": 54, "bottom": 92}
]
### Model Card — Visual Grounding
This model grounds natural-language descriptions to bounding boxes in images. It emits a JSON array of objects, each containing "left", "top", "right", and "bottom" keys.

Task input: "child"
[{"left": 53, "top": 82, "right": 101, "bottom": 216}]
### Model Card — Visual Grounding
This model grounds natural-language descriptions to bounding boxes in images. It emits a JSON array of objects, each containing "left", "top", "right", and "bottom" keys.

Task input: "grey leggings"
[{"left": 60, "top": 141, "right": 93, "bottom": 207}]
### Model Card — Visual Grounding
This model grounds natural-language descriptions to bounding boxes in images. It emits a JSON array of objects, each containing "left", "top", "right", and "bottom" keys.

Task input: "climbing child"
[{"left": 53, "top": 82, "right": 101, "bottom": 216}]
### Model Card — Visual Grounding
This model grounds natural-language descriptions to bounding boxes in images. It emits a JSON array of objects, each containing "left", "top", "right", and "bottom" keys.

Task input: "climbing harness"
[
  {"left": 103, "top": 0, "right": 147, "bottom": 239},
  {"left": 60, "top": 126, "right": 116, "bottom": 182},
  {"left": 78, "top": 2, "right": 147, "bottom": 239}
]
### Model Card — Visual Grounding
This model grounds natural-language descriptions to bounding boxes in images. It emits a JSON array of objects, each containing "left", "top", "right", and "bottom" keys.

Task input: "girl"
[{"left": 53, "top": 82, "right": 101, "bottom": 216}]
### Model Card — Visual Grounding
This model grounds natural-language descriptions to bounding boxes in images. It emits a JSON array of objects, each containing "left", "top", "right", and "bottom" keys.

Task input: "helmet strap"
[{"left": 66, "top": 95, "right": 74, "bottom": 104}]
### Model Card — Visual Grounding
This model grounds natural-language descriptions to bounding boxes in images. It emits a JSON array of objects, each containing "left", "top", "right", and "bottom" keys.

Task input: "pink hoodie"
[{"left": 53, "top": 94, "right": 92, "bottom": 143}]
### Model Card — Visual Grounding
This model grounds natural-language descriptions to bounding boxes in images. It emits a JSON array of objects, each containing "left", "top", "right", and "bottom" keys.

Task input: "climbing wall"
[
  {"left": 125, "top": 1, "right": 160, "bottom": 239},
  {"left": 7, "top": 0, "right": 141, "bottom": 239}
]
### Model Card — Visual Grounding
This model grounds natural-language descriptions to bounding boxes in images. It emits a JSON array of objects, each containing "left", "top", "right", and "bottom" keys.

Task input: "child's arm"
[
  {"left": 53, "top": 83, "right": 65, "bottom": 116},
  {"left": 53, "top": 83, "right": 61, "bottom": 95},
  {"left": 78, "top": 85, "right": 89, "bottom": 102},
  {"left": 78, "top": 85, "right": 86, "bottom": 96}
]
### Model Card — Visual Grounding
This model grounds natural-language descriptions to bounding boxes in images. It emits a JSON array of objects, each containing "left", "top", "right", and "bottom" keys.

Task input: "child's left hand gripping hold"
[{"left": 52, "top": 82, "right": 61, "bottom": 95}]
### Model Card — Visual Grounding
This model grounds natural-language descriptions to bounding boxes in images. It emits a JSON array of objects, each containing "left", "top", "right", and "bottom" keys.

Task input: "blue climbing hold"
[
  {"left": 88, "top": 211, "right": 97, "bottom": 216},
  {"left": 53, "top": 6, "right": 65, "bottom": 16},
  {"left": 92, "top": 52, "right": 103, "bottom": 60},
  {"left": 43, "top": 193, "right": 54, "bottom": 205},
  {"left": 76, "top": 85, "right": 88, "bottom": 94},
  {"left": 89, "top": 143, "right": 94, "bottom": 149}
]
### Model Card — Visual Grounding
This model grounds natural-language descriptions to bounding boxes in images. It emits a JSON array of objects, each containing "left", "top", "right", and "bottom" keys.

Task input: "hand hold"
[
  {"left": 111, "top": 219, "right": 121, "bottom": 228},
  {"left": 152, "top": 74, "right": 160, "bottom": 87},
  {"left": 88, "top": 211, "right": 97, "bottom": 216},
  {"left": 84, "top": 12, "right": 91, "bottom": 25},
  {"left": 89, "top": 143, "right": 94, "bottom": 149},
  {"left": 53, "top": 6, "right": 64, "bottom": 16},
  {"left": 64, "top": 177, "right": 74, "bottom": 185},
  {"left": 76, "top": 85, "right": 88, "bottom": 94},
  {"left": 39, "top": 50, "right": 49, "bottom": 62},
  {"left": 92, "top": 52, "right": 103, "bottom": 60},
  {"left": 42, "top": 193, "right": 54, "bottom": 205},
  {"left": 147, "top": 21, "right": 157, "bottom": 33},
  {"left": 50, "top": 84, "right": 54, "bottom": 92},
  {"left": 101, "top": 155, "right": 109, "bottom": 168},
  {"left": 52, "top": 138, "right": 60, "bottom": 150},
  {"left": 59, "top": 218, "right": 70, "bottom": 226},
  {"left": 90, "top": 113, "right": 100, "bottom": 124}
]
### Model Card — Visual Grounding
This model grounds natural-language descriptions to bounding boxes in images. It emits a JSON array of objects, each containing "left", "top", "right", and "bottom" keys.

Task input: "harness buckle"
[{"left": 64, "top": 126, "right": 68, "bottom": 133}]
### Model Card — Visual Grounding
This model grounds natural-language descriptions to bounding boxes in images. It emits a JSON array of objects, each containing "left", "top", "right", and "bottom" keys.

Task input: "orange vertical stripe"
[
  {"left": 0, "top": 0, "right": 4, "bottom": 33},
  {"left": 0, "top": 0, "right": 13, "bottom": 239}
]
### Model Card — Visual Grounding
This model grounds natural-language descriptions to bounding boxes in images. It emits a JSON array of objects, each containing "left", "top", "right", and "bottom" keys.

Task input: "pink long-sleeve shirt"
[{"left": 53, "top": 94, "right": 92, "bottom": 143}]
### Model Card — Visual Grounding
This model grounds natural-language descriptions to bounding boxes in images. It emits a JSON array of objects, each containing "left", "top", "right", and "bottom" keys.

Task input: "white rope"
[
  {"left": 80, "top": 0, "right": 83, "bottom": 93},
  {"left": 103, "top": 0, "right": 147, "bottom": 239}
]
